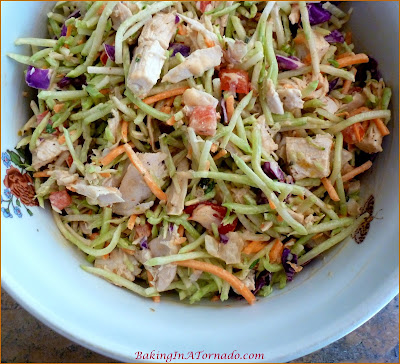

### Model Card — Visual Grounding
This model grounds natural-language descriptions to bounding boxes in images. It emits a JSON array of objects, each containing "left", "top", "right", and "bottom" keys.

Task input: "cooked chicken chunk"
[
  {"left": 74, "top": 181, "right": 124, "bottom": 207},
  {"left": 49, "top": 170, "right": 79, "bottom": 186},
  {"left": 286, "top": 135, "right": 333, "bottom": 180},
  {"left": 265, "top": 79, "right": 284, "bottom": 115},
  {"left": 257, "top": 115, "right": 278, "bottom": 155},
  {"left": 278, "top": 88, "right": 304, "bottom": 111},
  {"left": 162, "top": 46, "right": 223, "bottom": 83},
  {"left": 139, "top": 13, "right": 177, "bottom": 50},
  {"left": 183, "top": 88, "right": 218, "bottom": 109},
  {"left": 113, "top": 152, "right": 167, "bottom": 216},
  {"left": 295, "top": 31, "right": 330, "bottom": 62},
  {"left": 94, "top": 248, "right": 142, "bottom": 281},
  {"left": 166, "top": 158, "right": 189, "bottom": 215},
  {"left": 356, "top": 122, "right": 383, "bottom": 154},
  {"left": 127, "top": 41, "right": 166, "bottom": 98},
  {"left": 32, "top": 138, "right": 68, "bottom": 170},
  {"left": 110, "top": 2, "right": 132, "bottom": 30}
]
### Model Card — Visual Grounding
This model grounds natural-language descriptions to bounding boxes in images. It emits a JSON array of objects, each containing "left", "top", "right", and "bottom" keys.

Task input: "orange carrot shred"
[
  {"left": 213, "top": 149, "right": 227, "bottom": 161},
  {"left": 33, "top": 171, "right": 50, "bottom": 178},
  {"left": 121, "top": 120, "right": 129, "bottom": 143},
  {"left": 321, "top": 177, "right": 340, "bottom": 202},
  {"left": 342, "top": 161, "right": 373, "bottom": 182},
  {"left": 99, "top": 172, "right": 111, "bottom": 178},
  {"left": 58, "top": 130, "right": 76, "bottom": 145},
  {"left": 336, "top": 52, "right": 354, "bottom": 60},
  {"left": 268, "top": 239, "right": 283, "bottom": 264},
  {"left": 177, "top": 23, "right": 187, "bottom": 35},
  {"left": 337, "top": 53, "right": 369, "bottom": 68},
  {"left": 242, "top": 240, "right": 268, "bottom": 255},
  {"left": 97, "top": 4, "right": 106, "bottom": 15},
  {"left": 142, "top": 87, "right": 189, "bottom": 105},
  {"left": 277, "top": 215, "right": 284, "bottom": 222},
  {"left": 210, "top": 295, "right": 220, "bottom": 302},
  {"left": 166, "top": 116, "right": 176, "bottom": 126},
  {"left": 178, "top": 225, "right": 184, "bottom": 237},
  {"left": 373, "top": 118, "right": 390, "bottom": 136},
  {"left": 173, "top": 260, "right": 256, "bottom": 305},
  {"left": 128, "top": 214, "right": 137, "bottom": 230},
  {"left": 225, "top": 95, "right": 234, "bottom": 122},
  {"left": 204, "top": 37, "right": 215, "bottom": 48},
  {"left": 53, "top": 103, "right": 65, "bottom": 113},
  {"left": 99, "top": 89, "right": 110, "bottom": 95},
  {"left": 147, "top": 271, "right": 161, "bottom": 303},
  {"left": 269, "top": 200, "right": 276, "bottom": 210}
]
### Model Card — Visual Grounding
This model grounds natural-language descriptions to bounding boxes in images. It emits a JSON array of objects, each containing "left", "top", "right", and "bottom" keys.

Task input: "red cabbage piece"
[
  {"left": 61, "top": 24, "right": 67, "bottom": 37},
  {"left": 57, "top": 74, "right": 87, "bottom": 89},
  {"left": 355, "top": 56, "right": 381, "bottom": 86},
  {"left": 306, "top": 3, "right": 331, "bottom": 25},
  {"left": 60, "top": 9, "right": 81, "bottom": 38},
  {"left": 262, "top": 161, "right": 286, "bottom": 182},
  {"left": 175, "top": 15, "right": 180, "bottom": 24},
  {"left": 276, "top": 55, "right": 304, "bottom": 71},
  {"left": 220, "top": 234, "right": 229, "bottom": 244},
  {"left": 25, "top": 66, "right": 52, "bottom": 90},
  {"left": 140, "top": 237, "right": 148, "bottom": 249},
  {"left": 329, "top": 77, "right": 339, "bottom": 92},
  {"left": 281, "top": 248, "right": 298, "bottom": 281},
  {"left": 252, "top": 270, "right": 272, "bottom": 295},
  {"left": 324, "top": 29, "right": 344, "bottom": 44},
  {"left": 169, "top": 43, "right": 191, "bottom": 57},
  {"left": 104, "top": 44, "right": 115, "bottom": 62}
]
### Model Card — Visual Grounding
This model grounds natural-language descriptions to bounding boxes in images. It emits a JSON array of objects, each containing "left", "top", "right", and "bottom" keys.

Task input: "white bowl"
[{"left": 1, "top": 2, "right": 398, "bottom": 362}]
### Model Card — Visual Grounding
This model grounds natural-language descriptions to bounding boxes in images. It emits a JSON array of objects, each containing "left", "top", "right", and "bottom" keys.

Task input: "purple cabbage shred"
[
  {"left": 306, "top": 3, "right": 331, "bottom": 25},
  {"left": 276, "top": 55, "right": 304, "bottom": 71},
  {"left": 25, "top": 66, "right": 52, "bottom": 90},
  {"left": 324, "top": 30, "right": 345, "bottom": 44},
  {"left": 220, "top": 98, "right": 228, "bottom": 123},
  {"left": 140, "top": 237, "right": 148, "bottom": 249},
  {"left": 175, "top": 15, "right": 180, "bottom": 24},
  {"left": 328, "top": 78, "right": 339, "bottom": 92},
  {"left": 262, "top": 161, "right": 286, "bottom": 182},
  {"left": 252, "top": 270, "right": 272, "bottom": 295},
  {"left": 169, "top": 43, "right": 191, "bottom": 57},
  {"left": 57, "top": 74, "right": 87, "bottom": 89},
  {"left": 220, "top": 234, "right": 229, "bottom": 244},
  {"left": 281, "top": 248, "right": 299, "bottom": 282},
  {"left": 104, "top": 44, "right": 115, "bottom": 62}
]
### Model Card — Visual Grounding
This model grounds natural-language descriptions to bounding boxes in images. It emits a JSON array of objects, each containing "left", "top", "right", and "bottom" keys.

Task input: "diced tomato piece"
[
  {"left": 36, "top": 110, "right": 49, "bottom": 124},
  {"left": 220, "top": 69, "right": 250, "bottom": 94},
  {"left": 49, "top": 190, "right": 72, "bottom": 211},
  {"left": 218, "top": 218, "right": 238, "bottom": 235},
  {"left": 66, "top": 154, "right": 73, "bottom": 168},
  {"left": 100, "top": 51, "right": 108, "bottom": 65},
  {"left": 342, "top": 122, "right": 366, "bottom": 144},
  {"left": 189, "top": 106, "right": 217, "bottom": 136},
  {"left": 198, "top": 1, "right": 212, "bottom": 12}
]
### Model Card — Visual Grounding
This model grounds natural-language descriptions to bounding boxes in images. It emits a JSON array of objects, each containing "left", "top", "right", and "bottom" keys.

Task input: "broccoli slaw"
[{"left": 8, "top": 1, "right": 392, "bottom": 305}]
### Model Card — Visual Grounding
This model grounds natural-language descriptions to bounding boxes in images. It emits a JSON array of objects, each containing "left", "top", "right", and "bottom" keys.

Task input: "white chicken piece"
[
  {"left": 95, "top": 248, "right": 141, "bottom": 281},
  {"left": 342, "top": 92, "right": 367, "bottom": 112},
  {"left": 205, "top": 232, "right": 244, "bottom": 265},
  {"left": 189, "top": 204, "right": 222, "bottom": 230},
  {"left": 295, "top": 31, "right": 330, "bottom": 63},
  {"left": 32, "top": 138, "right": 68, "bottom": 170},
  {"left": 356, "top": 122, "right": 384, "bottom": 154},
  {"left": 139, "top": 13, "right": 177, "bottom": 50},
  {"left": 147, "top": 230, "right": 180, "bottom": 291},
  {"left": 113, "top": 152, "right": 167, "bottom": 216},
  {"left": 265, "top": 79, "right": 284, "bottom": 115},
  {"left": 277, "top": 88, "right": 304, "bottom": 112},
  {"left": 179, "top": 14, "right": 219, "bottom": 45},
  {"left": 127, "top": 41, "right": 167, "bottom": 98},
  {"left": 127, "top": 13, "right": 177, "bottom": 98},
  {"left": 74, "top": 181, "right": 124, "bottom": 207},
  {"left": 166, "top": 158, "right": 189, "bottom": 215},
  {"left": 110, "top": 2, "right": 132, "bottom": 30},
  {"left": 257, "top": 115, "right": 278, "bottom": 155},
  {"left": 320, "top": 96, "right": 340, "bottom": 114},
  {"left": 286, "top": 135, "right": 333, "bottom": 180},
  {"left": 225, "top": 39, "right": 247, "bottom": 64},
  {"left": 49, "top": 170, "right": 79, "bottom": 187},
  {"left": 182, "top": 88, "right": 218, "bottom": 117},
  {"left": 162, "top": 46, "right": 223, "bottom": 84},
  {"left": 289, "top": 4, "right": 300, "bottom": 24}
]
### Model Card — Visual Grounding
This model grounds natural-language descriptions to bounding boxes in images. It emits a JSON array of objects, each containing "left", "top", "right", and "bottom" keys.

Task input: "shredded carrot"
[
  {"left": 100, "top": 145, "right": 126, "bottom": 166},
  {"left": 123, "top": 144, "right": 167, "bottom": 201},
  {"left": 294, "top": 33, "right": 306, "bottom": 44},
  {"left": 121, "top": 120, "right": 129, "bottom": 143},
  {"left": 58, "top": 130, "right": 76, "bottom": 145},
  {"left": 269, "top": 200, "right": 276, "bottom": 210},
  {"left": 213, "top": 149, "right": 227, "bottom": 161},
  {"left": 33, "top": 171, "right": 50, "bottom": 178},
  {"left": 89, "top": 232, "right": 100, "bottom": 240},
  {"left": 66, "top": 25, "right": 72, "bottom": 38},
  {"left": 336, "top": 52, "right": 354, "bottom": 60},
  {"left": 128, "top": 214, "right": 137, "bottom": 230},
  {"left": 97, "top": 4, "right": 106, "bottom": 15},
  {"left": 373, "top": 118, "right": 390, "bottom": 136},
  {"left": 186, "top": 147, "right": 193, "bottom": 160},
  {"left": 177, "top": 23, "right": 187, "bottom": 35},
  {"left": 161, "top": 106, "right": 171, "bottom": 114},
  {"left": 242, "top": 240, "right": 268, "bottom": 255},
  {"left": 345, "top": 31, "right": 352, "bottom": 44},
  {"left": 342, "top": 161, "right": 373, "bottom": 182},
  {"left": 337, "top": 53, "right": 369, "bottom": 68},
  {"left": 268, "top": 239, "right": 284, "bottom": 264},
  {"left": 321, "top": 177, "right": 340, "bottom": 202},
  {"left": 204, "top": 37, "right": 215, "bottom": 48},
  {"left": 277, "top": 215, "right": 284, "bottom": 222},
  {"left": 166, "top": 116, "right": 176, "bottom": 126},
  {"left": 142, "top": 87, "right": 189, "bottom": 105},
  {"left": 178, "top": 225, "right": 184, "bottom": 237},
  {"left": 121, "top": 248, "right": 136, "bottom": 256},
  {"left": 342, "top": 68, "right": 356, "bottom": 94},
  {"left": 303, "top": 53, "right": 312, "bottom": 65},
  {"left": 313, "top": 232, "right": 324, "bottom": 240},
  {"left": 348, "top": 106, "right": 370, "bottom": 118},
  {"left": 226, "top": 95, "right": 234, "bottom": 121},
  {"left": 53, "top": 103, "right": 65, "bottom": 113},
  {"left": 336, "top": 111, "right": 349, "bottom": 118},
  {"left": 147, "top": 271, "right": 161, "bottom": 303},
  {"left": 164, "top": 97, "right": 174, "bottom": 107},
  {"left": 173, "top": 260, "right": 256, "bottom": 305},
  {"left": 99, "top": 172, "right": 111, "bottom": 178},
  {"left": 99, "top": 88, "right": 110, "bottom": 95},
  {"left": 77, "top": 39, "right": 85, "bottom": 45},
  {"left": 210, "top": 295, "right": 220, "bottom": 302}
]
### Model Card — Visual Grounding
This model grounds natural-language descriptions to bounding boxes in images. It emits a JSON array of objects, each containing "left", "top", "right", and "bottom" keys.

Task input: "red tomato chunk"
[
  {"left": 49, "top": 190, "right": 72, "bottom": 211},
  {"left": 220, "top": 69, "right": 250, "bottom": 94},
  {"left": 189, "top": 106, "right": 217, "bottom": 136}
]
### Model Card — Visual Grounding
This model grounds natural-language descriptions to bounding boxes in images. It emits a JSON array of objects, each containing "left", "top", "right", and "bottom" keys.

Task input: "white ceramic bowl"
[{"left": 1, "top": 2, "right": 398, "bottom": 362}]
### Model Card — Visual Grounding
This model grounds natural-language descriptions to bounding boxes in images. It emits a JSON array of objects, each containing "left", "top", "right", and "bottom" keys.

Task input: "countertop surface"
[{"left": 1, "top": 289, "right": 398, "bottom": 363}]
